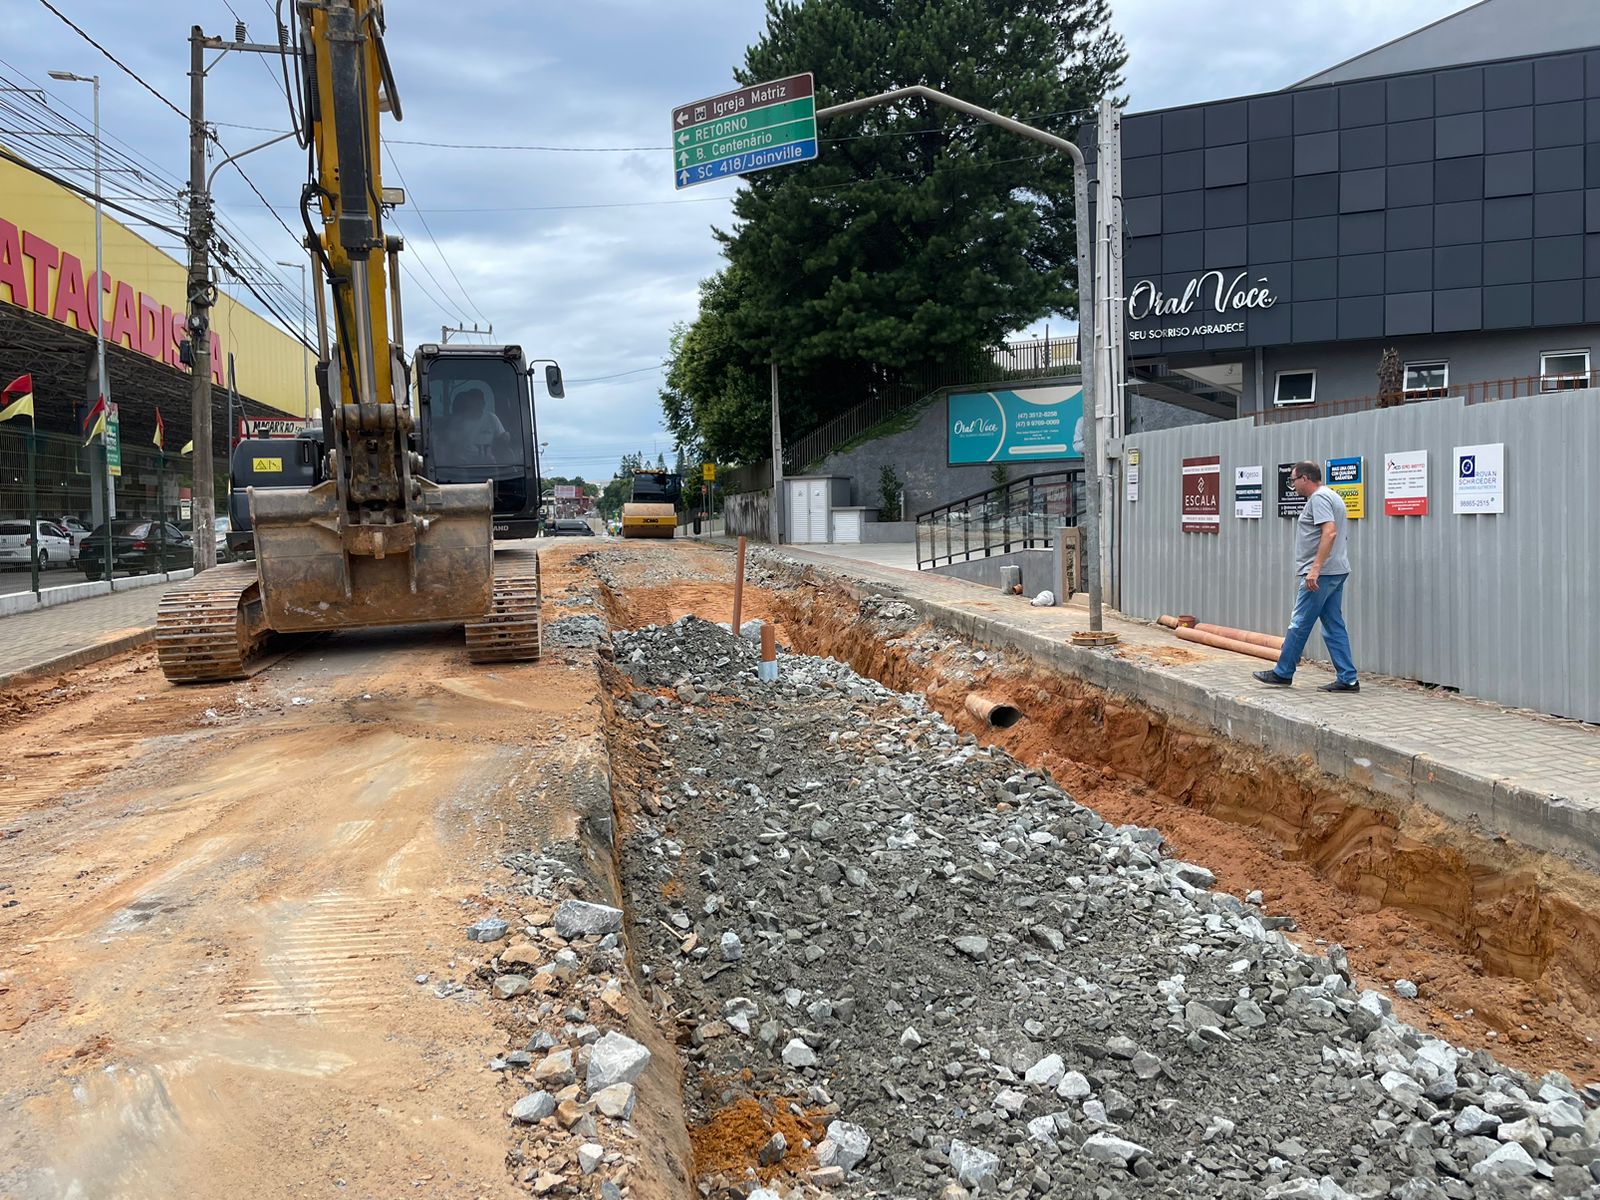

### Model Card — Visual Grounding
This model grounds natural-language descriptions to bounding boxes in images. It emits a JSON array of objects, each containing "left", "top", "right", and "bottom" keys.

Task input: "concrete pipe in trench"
[{"left": 965, "top": 693, "right": 1025, "bottom": 728}]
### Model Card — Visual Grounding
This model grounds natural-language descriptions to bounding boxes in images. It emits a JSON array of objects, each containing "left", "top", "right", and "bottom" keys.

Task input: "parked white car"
[
  {"left": 0, "top": 520, "right": 75, "bottom": 570},
  {"left": 56, "top": 516, "right": 93, "bottom": 552}
]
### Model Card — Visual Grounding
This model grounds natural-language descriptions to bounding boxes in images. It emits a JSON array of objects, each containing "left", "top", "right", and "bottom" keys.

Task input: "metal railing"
[
  {"left": 915, "top": 469, "right": 1084, "bottom": 572},
  {"left": 1255, "top": 370, "right": 1600, "bottom": 425}
]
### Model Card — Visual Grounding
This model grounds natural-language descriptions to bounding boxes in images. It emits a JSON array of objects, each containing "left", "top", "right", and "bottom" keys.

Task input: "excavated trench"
[{"left": 592, "top": 553, "right": 1600, "bottom": 1085}]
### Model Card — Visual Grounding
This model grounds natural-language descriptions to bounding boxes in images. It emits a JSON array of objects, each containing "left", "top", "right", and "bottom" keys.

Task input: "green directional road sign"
[
  {"left": 105, "top": 405, "right": 121, "bottom": 478},
  {"left": 672, "top": 73, "right": 817, "bottom": 190}
]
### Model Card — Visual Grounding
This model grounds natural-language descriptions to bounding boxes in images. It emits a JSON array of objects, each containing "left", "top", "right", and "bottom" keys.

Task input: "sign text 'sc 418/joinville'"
[{"left": 672, "top": 73, "right": 818, "bottom": 190}]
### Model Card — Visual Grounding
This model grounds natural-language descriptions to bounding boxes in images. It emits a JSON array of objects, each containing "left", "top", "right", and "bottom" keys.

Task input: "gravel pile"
[{"left": 613, "top": 616, "right": 1600, "bottom": 1200}]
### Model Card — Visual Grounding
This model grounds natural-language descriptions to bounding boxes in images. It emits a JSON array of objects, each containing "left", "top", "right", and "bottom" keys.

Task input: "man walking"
[{"left": 1253, "top": 461, "right": 1359, "bottom": 692}]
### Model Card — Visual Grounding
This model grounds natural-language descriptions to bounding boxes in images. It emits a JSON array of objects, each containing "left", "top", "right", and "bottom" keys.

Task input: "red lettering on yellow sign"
[{"left": 3, "top": 215, "right": 232, "bottom": 388}]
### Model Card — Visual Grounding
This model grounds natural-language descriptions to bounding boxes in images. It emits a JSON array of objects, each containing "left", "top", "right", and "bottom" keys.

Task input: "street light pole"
[
  {"left": 277, "top": 258, "right": 310, "bottom": 417},
  {"left": 51, "top": 69, "right": 112, "bottom": 580}
]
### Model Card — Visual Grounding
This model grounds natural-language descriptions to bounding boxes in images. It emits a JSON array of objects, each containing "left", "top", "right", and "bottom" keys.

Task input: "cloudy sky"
[{"left": 8, "top": 0, "right": 1468, "bottom": 479}]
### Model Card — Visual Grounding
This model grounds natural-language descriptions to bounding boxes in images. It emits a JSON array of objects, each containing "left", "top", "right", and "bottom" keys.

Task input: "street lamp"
[
  {"left": 276, "top": 258, "right": 310, "bottom": 417},
  {"left": 51, "top": 69, "right": 112, "bottom": 579}
]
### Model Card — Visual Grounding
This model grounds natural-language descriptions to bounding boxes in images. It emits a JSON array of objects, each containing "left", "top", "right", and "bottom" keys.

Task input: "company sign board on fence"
[
  {"left": 672, "top": 74, "right": 817, "bottom": 189},
  {"left": 947, "top": 384, "right": 1084, "bottom": 465},
  {"left": 1384, "top": 450, "right": 1428, "bottom": 516},
  {"left": 1453, "top": 443, "right": 1505, "bottom": 514},
  {"left": 1182, "top": 455, "right": 1220, "bottom": 533},
  {"left": 105, "top": 405, "right": 121, "bottom": 478},
  {"left": 1234, "top": 465, "right": 1263, "bottom": 518},
  {"left": 1126, "top": 447, "right": 1140, "bottom": 502},
  {"left": 1277, "top": 463, "right": 1305, "bottom": 518},
  {"left": 1326, "top": 455, "right": 1365, "bottom": 519}
]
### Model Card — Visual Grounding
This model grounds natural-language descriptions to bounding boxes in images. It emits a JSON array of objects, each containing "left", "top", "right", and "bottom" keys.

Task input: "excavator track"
[
  {"left": 465, "top": 548, "right": 542, "bottom": 664},
  {"left": 155, "top": 562, "right": 272, "bottom": 684}
]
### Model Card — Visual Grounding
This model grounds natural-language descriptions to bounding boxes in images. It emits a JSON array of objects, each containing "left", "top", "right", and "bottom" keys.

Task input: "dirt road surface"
[{"left": 0, "top": 610, "right": 596, "bottom": 1198}]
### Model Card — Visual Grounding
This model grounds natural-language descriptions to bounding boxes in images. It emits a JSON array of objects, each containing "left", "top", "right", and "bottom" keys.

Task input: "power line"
[
  {"left": 0, "top": 146, "right": 187, "bottom": 238},
  {"left": 566, "top": 364, "right": 667, "bottom": 384},
  {"left": 35, "top": 0, "right": 187, "bottom": 120},
  {"left": 381, "top": 144, "right": 490, "bottom": 327}
]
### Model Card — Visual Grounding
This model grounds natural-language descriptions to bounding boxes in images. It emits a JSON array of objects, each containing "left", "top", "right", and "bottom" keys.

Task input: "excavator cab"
[{"left": 156, "top": 0, "right": 537, "bottom": 682}]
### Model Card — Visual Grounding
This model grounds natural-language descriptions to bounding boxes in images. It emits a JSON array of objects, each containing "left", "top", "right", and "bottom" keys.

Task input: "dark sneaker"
[
  {"left": 1319, "top": 680, "right": 1360, "bottom": 693},
  {"left": 1252, "top": 669, "right": 1291, "bottom": 686}
]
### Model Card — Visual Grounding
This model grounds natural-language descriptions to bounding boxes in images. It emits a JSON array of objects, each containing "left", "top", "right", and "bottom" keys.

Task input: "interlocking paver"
[{"left": 0, "top": 583, "right": 172, "bottom": 681}]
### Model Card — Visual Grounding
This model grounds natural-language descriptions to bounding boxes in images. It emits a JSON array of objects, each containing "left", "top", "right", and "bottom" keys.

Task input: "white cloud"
[{"left": 16, "top": 0, "right": 1477, "bottom": 469}]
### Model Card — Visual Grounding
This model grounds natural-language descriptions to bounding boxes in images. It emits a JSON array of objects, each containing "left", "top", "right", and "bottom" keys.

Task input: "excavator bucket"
[{"left": 250, "top": 478, "right": 493, "bottom": 632}]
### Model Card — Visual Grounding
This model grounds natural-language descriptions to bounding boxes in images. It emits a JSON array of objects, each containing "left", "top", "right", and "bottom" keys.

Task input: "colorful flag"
[
  {"left": 82, "top": 394, "right": 107, "bottom": 445},
  {"left": 181, "top": 439, "right": 194, "bottom": 455},
  {"left": 153, "top": 407, "right": 165, "bottom": 452},
  {"left": 0, "top": 373, "right": 33, "bottom": 424}
]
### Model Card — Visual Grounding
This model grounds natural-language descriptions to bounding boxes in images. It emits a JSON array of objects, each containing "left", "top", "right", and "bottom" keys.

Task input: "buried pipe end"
[{"left": 965, "top": 692, "right": 1024, "bottom": 729}]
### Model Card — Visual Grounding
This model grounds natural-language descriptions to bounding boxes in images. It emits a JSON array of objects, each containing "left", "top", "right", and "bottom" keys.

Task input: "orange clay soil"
[{"left": 689, "top": 1097, "right": 826, "bottom": 1183}]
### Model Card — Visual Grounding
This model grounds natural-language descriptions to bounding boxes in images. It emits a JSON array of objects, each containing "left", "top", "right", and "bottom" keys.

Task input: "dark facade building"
[{"left": 1109, "top": 0, "right": 1600, "bottom": 419}]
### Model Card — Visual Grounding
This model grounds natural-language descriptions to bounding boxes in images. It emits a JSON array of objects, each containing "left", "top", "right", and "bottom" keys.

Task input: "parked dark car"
[
  {"left": 78, "top": 520, "right": 193, "bottom": 580},
  {"left": 548, "top": 518, "right": 596, "bottom": 537}
]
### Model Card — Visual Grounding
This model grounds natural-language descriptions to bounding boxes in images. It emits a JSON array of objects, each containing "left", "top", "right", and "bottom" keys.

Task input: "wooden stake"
[{"left": 732, "top": 534, "right": 747, "bottom": 632}]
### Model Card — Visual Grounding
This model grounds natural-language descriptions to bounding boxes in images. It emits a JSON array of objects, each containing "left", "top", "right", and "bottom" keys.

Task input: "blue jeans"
[{"left": 1273, "top": 572, "right": 1357, "bottom": 685}]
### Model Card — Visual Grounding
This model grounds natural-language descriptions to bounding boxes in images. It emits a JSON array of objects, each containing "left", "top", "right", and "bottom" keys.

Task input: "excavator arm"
[
  {"left": 246, "top": 0, "right": 495, "bottom": 631},
  {"left": 156, "top": 0, "right": 541, "bottom": 684}
]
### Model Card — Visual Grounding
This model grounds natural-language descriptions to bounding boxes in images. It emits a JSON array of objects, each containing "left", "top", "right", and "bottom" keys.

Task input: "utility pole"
[
  {"left": 813, "top": 85, "right": 1102, "bottom": 629},
  {"left": 186, "top": 25, "right": 217, "bottom": 570},
  {"left": 769, "top": 362, "right": 784, "bottom": 545},
  {"left": 442, "top": 322, "right": 493, "bottom": 344}
]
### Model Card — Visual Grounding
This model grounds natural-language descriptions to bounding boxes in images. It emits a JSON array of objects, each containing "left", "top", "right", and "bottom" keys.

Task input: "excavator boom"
[{"left": 156, "top": 0, "right": 535, "bottom": 682}]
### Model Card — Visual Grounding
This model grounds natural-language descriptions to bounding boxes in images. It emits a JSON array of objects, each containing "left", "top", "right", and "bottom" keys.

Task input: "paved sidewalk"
[
  {"left": 773, "top": 543, "right": 1600, "bottom": 868},
  {"left": 0, "top": 583, "right": 172, "bottom": 684}
]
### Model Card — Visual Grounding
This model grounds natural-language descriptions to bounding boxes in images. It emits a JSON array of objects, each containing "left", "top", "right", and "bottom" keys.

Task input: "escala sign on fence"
[{"left": 1181, "top": 455, "right": 1220, "bottom": 533}]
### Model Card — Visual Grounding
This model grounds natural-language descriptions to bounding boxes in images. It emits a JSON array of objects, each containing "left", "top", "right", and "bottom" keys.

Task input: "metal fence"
[
  {"left": 1256, "top": 369, "right": 1600, "bottom": 425},
  {"left": 916, "top": 470, "right": 1084, "bottom": 570},
  {"left": 0, "top": 427, "right": 212, "bottom": 593},
  {"left": 1120, "top": 386, "right": 1600, "bottom": 722}
]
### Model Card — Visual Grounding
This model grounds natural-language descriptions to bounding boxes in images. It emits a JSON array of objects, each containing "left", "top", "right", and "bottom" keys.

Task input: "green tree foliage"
[{"left": 662, "top": 0, "right": 1125, "bottom": 463}]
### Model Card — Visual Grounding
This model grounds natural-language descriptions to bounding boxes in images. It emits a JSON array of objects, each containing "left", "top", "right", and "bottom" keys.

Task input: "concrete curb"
[
  {"left": 800, "top": 562, "right": 1600, "bottom": 871},
  {"left": 0, "top": 568, "right": 194, "bottom": 619},
  {"left": 0, "top": 627, "right": 156, "bottom": 691}
]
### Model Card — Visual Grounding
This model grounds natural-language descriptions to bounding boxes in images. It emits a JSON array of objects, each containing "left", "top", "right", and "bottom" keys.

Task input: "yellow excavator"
[
  {"left": 620, "top": 469, "right": 681, "bottom": 538},
  {"left": 155, "top": 0, "right": 540, "bottom": 681}
]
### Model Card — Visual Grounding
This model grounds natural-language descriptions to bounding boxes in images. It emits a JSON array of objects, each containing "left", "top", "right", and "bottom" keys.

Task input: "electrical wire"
[
  {"left": 0, "top": 146, "right": 188, "bottom": 239},
  {"left": 380, "top": 144, "right": 489, "bottom": 327},
  {"left": 34, "top": 0, "right": 187, "bottom": 121},
  {"left": 565, "top": 364, "right": 667, "bottom": 384}
]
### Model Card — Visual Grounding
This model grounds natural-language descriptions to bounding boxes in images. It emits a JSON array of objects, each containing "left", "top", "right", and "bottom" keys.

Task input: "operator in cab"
[{"left": 440, "top": 385, "right": 510, "bottom": 463}]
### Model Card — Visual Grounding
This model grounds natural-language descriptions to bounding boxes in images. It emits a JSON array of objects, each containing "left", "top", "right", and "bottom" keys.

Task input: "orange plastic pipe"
[
  {"left": 1175, "top": 626, "right": 1280, "bottom": 662},
  {"left": 1194, "top": 622, "right": 1284, "bottom": 650}
]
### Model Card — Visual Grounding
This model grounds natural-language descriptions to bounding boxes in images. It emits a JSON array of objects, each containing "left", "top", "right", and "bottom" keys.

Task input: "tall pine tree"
[{"left": 663, "top": 0, "right": 1124, "bottom": 463}]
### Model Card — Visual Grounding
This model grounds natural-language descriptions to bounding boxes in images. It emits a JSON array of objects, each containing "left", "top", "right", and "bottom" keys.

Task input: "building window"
[
  {"left": 1403, "top": 361, "right": 1448, "bottom": 399},
  {"left": 1540, "top": 350, "right": 1591, "bottom": 392},
  {"left": 1274, "top": 370, "right": 1316, "bottom": 406}
]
